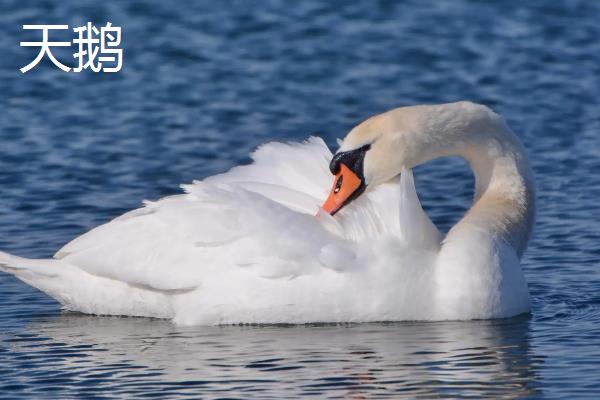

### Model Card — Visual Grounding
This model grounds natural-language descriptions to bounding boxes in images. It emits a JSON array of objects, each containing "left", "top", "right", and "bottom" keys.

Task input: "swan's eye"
[{"left": 334, "top": 175, "right": 343, "bottom": 193}]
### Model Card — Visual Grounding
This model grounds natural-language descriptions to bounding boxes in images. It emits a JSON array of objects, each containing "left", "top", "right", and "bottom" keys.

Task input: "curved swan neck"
[
  {"left": 466, "top": 137, "right": 534, "bottom": 255},
  {"left": 344, "top": 101, "right": 535, "bottom": 256},
  {"left": 444, "top": 115, "right": 536, "bottom": 258}
]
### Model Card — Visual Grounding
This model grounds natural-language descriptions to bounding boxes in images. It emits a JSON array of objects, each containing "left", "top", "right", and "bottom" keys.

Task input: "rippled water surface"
[{"left": 1, "top": 0, "right": 599, "bottom": 398}]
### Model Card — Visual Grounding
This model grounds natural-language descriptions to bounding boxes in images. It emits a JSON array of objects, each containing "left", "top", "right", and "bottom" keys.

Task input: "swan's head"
[{"left": 322, "top": 107, "right": 424, "bottom": 215}]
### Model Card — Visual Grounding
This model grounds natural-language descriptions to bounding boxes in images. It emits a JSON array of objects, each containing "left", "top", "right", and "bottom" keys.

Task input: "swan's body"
[{"left": 0, "top": 101, "right": 534, "bottom": 325}]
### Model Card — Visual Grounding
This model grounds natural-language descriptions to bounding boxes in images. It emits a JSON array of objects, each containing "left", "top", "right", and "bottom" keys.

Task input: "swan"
[{"left": 0, "top": 101, "right": 535, "bottom": 325}]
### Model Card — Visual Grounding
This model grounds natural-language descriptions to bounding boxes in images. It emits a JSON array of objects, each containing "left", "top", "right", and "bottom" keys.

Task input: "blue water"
[{"left": 1, "top": 0, "right": 599, "bottom": 398}]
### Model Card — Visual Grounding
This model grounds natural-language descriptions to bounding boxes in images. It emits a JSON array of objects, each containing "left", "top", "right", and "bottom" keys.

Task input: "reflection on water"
[{"left": 0, "top": 314, "right": 542, "bottom": 398}]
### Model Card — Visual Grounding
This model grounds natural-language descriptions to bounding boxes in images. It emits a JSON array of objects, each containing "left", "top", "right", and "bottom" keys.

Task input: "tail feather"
[
  {"left": 0, "top": 250, "right": 175, "bottom": 319},
  {"left": 0, "top": 250, "right": 68, "bottom": 309},
  {"left": 0, "top": 250, "right": 59, "bottom": 278}
]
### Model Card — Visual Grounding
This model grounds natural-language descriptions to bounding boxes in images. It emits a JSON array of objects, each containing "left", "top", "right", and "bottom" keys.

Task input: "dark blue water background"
[{"left": 1, "top": 0, "right": 599, "bottom": 398}]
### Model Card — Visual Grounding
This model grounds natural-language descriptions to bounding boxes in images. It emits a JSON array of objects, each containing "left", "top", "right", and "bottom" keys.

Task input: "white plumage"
[{"left": 0, "top": 102, "right": 534, "bottom": 325}]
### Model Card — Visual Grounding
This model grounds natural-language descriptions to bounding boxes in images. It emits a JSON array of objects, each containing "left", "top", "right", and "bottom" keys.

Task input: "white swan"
[{"left": 0, "top": 101, "right": 535, "bottom": 325}]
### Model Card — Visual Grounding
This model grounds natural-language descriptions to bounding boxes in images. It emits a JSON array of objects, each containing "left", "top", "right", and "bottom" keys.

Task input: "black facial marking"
[
  {"left": 329, "top": 143, "right": 371, "bottom": 177},
  {"left": 327, "top": 143, "right": 371, "bottom": 215}
]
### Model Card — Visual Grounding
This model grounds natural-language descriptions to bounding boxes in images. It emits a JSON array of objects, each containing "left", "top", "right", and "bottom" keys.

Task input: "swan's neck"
[{"left": 449, "top": 128, "right": 535, "bottom": 257}]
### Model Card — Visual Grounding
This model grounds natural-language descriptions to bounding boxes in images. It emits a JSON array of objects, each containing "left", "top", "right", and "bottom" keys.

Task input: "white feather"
[{"left": 0, "top": 102, "right": 534, "bottom": 325}]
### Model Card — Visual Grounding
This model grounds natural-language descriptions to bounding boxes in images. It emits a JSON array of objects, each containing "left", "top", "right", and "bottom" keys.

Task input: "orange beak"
[{"left": 322, "top": 163, "right": 364, "bottom": 215}]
